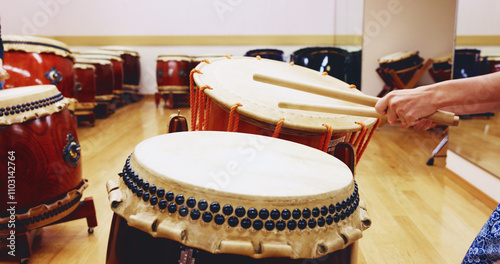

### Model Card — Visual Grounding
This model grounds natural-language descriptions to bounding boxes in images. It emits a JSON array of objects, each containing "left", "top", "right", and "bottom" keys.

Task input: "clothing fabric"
[{"left": 462, "top": 204, "right": 500, "bottom": 264}]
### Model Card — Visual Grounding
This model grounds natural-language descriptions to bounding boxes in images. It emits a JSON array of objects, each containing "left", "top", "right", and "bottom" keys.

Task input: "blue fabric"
[{"left": 462, "top": 204, "right": 500, "bottom": 263}]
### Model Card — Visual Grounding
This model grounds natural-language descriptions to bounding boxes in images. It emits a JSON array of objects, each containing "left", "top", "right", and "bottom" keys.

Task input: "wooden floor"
[{"left": 1, "top": 96, "right": 495, "bottom": 264}]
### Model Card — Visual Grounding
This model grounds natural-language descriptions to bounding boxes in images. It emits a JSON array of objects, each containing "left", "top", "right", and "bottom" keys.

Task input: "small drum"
[
  {"left": 0, "top": 85, "right": 86, "bottom": 233},
  {"left": 106, "top": 131, "right": 371, "bottom": 263},
  {"left": 74, "top": 63, "right": 97, "bottom": 103},
  {"left": 156, "top": 55, "right": 192, "bottom": 108},
  {"left": 77, "top": 52, "right": 125, "bottom": 97},
  {"left": 376, "top": 51, "right": 423, "bottom": 85},
  {"left": 290, "top": 47, "right": 351, "bottom": 82},
  {"left": 2, "top": 35, "right": 76, "bottom": 99},
  {"left": 245, "top": 49, "right": 285, "bottom": 61},
  {"left": 190, "top": 56, "right": 379, "bottom": 163},
  {"left": 453, "top": 49, "right": 481, "bottom": 79},
  {"left": 486, "top": 56, "right": 500, "bottom": 73},
  {"left": 429, "top": 53, "right": 452, "bottom": 83},
  {"left": 100, "top": 46, "right": 141, "bottom": 94}
]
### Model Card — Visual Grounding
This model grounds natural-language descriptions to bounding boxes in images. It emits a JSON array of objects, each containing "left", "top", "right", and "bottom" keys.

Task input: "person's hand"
[{"left": 374, "top": 86, "right": 437, "bottom": 129}]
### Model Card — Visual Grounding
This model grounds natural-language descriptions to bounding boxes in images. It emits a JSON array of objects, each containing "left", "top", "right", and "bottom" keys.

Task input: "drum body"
[
  {"left": 291, "top": 47, "right": 351, "bottom": 82},
  {"left": 245, "top": 49, "right": 285, "bottom": 61},
  {"left": 430, "top": 53, "right": 452, "bottom": 83},
  {"left": 453, "top": 49, "right": 481, "bottom": 79},
  {"left": 106, "top": 131, "right": 371, "bottom": 263},
  {"left": 2, "top": 35, "right": 76, "bottom": 99},
  {"left": 486, "top": 56, "right": 500, "bottom": 73},
  {"left": 78, "top": 53, "right": 124, "bottom": 95},
  {"left": 75, "top": 58, "right": 114, "bottom": 97},
  {"left": 74, "top": 63, "right": 97, "bottom": 103},
  {"left": 156, "top": 55, "right": 191, "bottom": 89},
  {"left": 377, "top": 51, "right": 423, "bottom": 85},
  {"left": 100, "top": 46, "right": 141, "bottom": 93},
  {"left": 346, "top": 50, "right": 362, "bottom": 89},
  {"left": 190, "top": 57, "right": 379, "bottom": 162},
  {"left": 0, "top": 85, "right": 85, "bottom": 232}
]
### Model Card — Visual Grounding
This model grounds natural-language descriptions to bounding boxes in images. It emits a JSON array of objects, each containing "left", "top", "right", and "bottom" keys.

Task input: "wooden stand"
[
  {"left": 377, "top": 59, "right": 433, "bottom": 97},
  {"left": 15, "top": 197, "right": 98, "bottom": 263}
]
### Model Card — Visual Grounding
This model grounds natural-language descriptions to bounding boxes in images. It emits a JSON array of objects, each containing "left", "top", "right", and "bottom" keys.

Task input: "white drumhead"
[
  {"left": 193, "top": 56, "right": 377, "bottom": 133},
  {"left": 157, "top": 55, "right": 192, "bottom": 62},
  {"left": 0, "top": 85, "right": 68, "bottom": 125},
  {"left": 134, "top": 131, "right": 352, "bottom": 197},
  {"left": 378, "top": 50, "right": 419, "bottom": 63},
  {"left": 3, "top": 35, "right": 73, "bottom": 59}
]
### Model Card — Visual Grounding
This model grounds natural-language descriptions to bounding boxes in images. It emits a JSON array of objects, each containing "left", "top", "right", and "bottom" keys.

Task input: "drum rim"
[
  {"left": 193, "top": 56, "right": 378, "bottom": 134},
  {"left": 378, "top": 50, "right": 420, "bottom": 63},
  {"left": 3, "top": 35, "right": 73, "bottom": 58}
]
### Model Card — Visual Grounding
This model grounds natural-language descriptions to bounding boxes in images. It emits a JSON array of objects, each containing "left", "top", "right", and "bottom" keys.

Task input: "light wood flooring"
[{"left": 1, "top": 97, "right": 495, "bottom": 264}]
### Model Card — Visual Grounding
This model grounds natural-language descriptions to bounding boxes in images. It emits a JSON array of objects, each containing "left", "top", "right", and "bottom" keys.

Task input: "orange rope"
[
  {"left": 322, "top": 71, "right": 328, "bottom": 76},
  {"left": 349, "top": 84, "right": 357, "bottom": 89},
  {"left": 196, "top": 85, "right": 212, "bottom": 131},
  {"left": 227, "top": 103, "right": 242, "bottom": 132},
  {"left": 256, "top": 55, "right": 262, "bottom": 60},
  {"left": 225, "top": 54, "right": 232, "bottom": 59},
  {"left": 321, "top": 124, "right": 334, "bottom": 152},
  {"left": 353, "top": 122, "right": 367, "bottom": 148},
  {"left": 272, "top": 118, "right": 285, "bottom": 138},
  {"left": 202, "top": 97, "right": 212, "bottom": 131},
  {"left": 189, "top": 69, "right": 202, "bottom": 130},
  {"left": 201, "top": 59, "right": 211, "bottom": 64},
  {"left": 349, "top": 131, "right": 359, "bottom": 144},
  {"left": 290, "top": 61, "right": 295, "bottom": 66},
  {"left": 356, "top": 119, "right": 381, "bottom": 163}
]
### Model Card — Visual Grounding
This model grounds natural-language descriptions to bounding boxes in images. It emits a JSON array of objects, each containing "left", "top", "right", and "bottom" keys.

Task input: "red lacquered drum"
[
  {"left": 0, "top": 85, "right": 87, "bottom": 233},
  {"left": 106, "top": 131, "right": 371, "bottom": 264},
  {"left": 74, "top": 63, "right": 97, "bottom": 103},
  {"left": 156, "top": 55, "right": 192, "bottom": 108},
  {"left": 2, "top": 35, "right": 76, "bottom": 99},
  {"left": 78, "top": 52, "right": 124, "bottom": 97},
  {"left": 75, "top": 57, "right": 114, "bottom": 102},
  {"left": 376, "top": 51, "right": 423, "bottom": 86},
  {"left": 100, "top": 46, "right": 141, "bottom": 94},
  {"left": 190, "top": 56, "right": 380, "bottom": 163}
]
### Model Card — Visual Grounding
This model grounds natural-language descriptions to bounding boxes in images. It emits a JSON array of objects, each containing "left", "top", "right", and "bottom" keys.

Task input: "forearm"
[{"left": 431, "top": 72, "right": 500, "bottom": 114}]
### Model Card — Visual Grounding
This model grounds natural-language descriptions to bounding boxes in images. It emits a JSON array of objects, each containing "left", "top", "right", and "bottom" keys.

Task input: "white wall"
[{"left": 1, "top": 0, "right": 500, "bottom": 94}]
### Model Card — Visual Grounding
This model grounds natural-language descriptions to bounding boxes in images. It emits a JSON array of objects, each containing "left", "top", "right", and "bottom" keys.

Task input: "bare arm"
[{"left": 375, "top": 72, "right": 500, "bottom": 128}]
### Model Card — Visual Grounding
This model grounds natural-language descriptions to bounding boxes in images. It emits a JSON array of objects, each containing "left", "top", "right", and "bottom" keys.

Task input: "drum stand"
[
  {"left": 377, "top": 59, "right": 433, "bottom": 97},
  {"left": 16, "top": 197, "right": 98, "bottom": 264}
]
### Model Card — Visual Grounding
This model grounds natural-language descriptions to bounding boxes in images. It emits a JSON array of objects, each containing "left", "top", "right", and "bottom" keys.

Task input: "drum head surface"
[
  {"left": 134, "top": 131, "right": 352, "bottom": 198},
  {"left": 378, "top": 50, "right": 419, "bottom": 63},
  {"left": 194, "top": 56, "right": 377, "bottom": 133}
]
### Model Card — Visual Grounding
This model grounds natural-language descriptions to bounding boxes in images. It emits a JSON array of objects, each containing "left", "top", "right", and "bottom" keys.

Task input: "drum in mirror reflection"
[
  {"left": 0, "top": 85, "right": 87, "bottom": 233},
  {"left": 453, "top": 49, "right": 481, "bottom": 79},
  {"left": 245, "top": 49, "right": 285, "bottom": 62},
  {"left": 290, "top": 47, "right": 352, "bottom": 83},
  {"left": 155, "top": 55, "right": 192, "bottom": 108},
  {"left": 2, "top": 35, "right": 76, "bottom": 99},
  {"left": 106, "top": 131, "right": 371, "bottom": 264},
  {"left": 429, "top": 53, "right": 452, "bottom": 83},
  {"left": 190, "top": 56, "right": 380, "bottom": 165},
  {"left": 376, "top": 50, "right": 423, "bottom": 86}
]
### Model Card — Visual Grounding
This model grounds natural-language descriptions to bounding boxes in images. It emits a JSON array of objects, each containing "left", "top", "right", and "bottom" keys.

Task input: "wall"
[{"left": 1, "top": 0, "right": 500, "bottom": 94}]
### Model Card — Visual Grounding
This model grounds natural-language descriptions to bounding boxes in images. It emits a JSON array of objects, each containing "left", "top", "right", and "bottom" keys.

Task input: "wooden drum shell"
[
  {"left": 0, "top": 108, "right": 83, "bottom": 216},
  {"left": 106, "top": 213, "right": 356, "bottom": 264},
  {"left": 74, "top": 64, "right": 97, "bottom": 103}
]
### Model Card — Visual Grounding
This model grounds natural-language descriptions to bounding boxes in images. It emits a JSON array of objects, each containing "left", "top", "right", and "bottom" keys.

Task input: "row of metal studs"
[
  {"left": 120, "top": 154, "right": 360, "bottom": 231},
  {"left": 0, "top": 92, "right": 64, "bottom": 117}
]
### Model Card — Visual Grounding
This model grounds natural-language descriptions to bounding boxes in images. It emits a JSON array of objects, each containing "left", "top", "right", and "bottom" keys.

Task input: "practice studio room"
[{"left": 1, "top": 0, "right": 500, "bottom": 263}]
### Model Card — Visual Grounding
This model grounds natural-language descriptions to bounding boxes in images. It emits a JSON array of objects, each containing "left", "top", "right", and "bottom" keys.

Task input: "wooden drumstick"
[
  {"left": 253, "top": 73, "right": 459, "bottom": 126},
  {"left": 279, "top": 101, "right": 383, "bottom": 118}
]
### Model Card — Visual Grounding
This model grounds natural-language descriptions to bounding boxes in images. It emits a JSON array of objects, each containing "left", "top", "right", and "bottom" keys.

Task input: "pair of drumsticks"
[{"left": 253, "top": 73, "right": 459, "bottom": 127}]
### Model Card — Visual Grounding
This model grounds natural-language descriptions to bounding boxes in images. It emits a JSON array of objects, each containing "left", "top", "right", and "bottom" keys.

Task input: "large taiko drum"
[
  {"left": 0, "top": 85, "right": 87, "bottom": 233},
  {"left": 190, "top": 56, "right": 379, "bottom": 163},
  {"left": 100, "top": 46, "right": 141, "bottom": 95},
  {"left": 155, "top": 55, "right": 193, "bottom": 108},
  {"left": 106, "top": 131, "right": 371, "bottom": 264},
  {"left": 2, "top": 35, "right": 76, "bottom": 99},
  {"left": 376, "top": 50, "right": 423, "bottom": 86},
  {"left": 290, "top": 47, "right": 351, "bottom": 82},
  {"left": 74, "top": 63, "right": 97, "bottom": 103}
]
